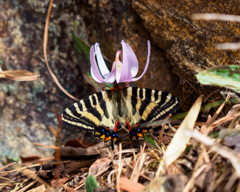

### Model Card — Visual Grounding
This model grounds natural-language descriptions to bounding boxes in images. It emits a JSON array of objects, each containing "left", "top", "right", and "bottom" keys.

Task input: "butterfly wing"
[
  {"left": 61, "top": 90, "right": 118, "bottom": 148},
  {"left": 124, "top": 87, "right": 181, "bottom": 141}
]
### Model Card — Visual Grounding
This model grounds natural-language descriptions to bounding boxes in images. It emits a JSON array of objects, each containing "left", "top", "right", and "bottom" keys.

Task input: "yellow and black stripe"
[
  {"left": 124, "top": 87, "right": 181, "bottom": 122},
  {"left": 61, "top": 84, "right": 181, "bottom": 150}
]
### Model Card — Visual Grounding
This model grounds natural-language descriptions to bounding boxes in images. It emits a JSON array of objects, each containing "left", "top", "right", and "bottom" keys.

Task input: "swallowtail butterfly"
[{"left": 61, "top": 84, "right": 181, "bottom": 149}]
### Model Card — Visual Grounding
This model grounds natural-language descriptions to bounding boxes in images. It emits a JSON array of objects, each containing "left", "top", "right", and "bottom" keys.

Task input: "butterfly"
[{"left": 61, "top": 84, "right": 181, "bottom": 149}]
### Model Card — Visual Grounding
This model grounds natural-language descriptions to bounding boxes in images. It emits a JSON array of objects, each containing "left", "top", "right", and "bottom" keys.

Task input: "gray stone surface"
[
  {"left": 0, "top": 0, "right": 93, "bottom": 166},
  {"left": 0, "top": 0, "right": 180, "bottom": 167}
]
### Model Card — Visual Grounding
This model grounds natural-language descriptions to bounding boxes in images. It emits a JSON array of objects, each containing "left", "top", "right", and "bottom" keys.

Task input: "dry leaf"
[
  {"left": 89, "top": 157, "right": 112, "bottom": 176},
  {"left": 0, "top": 69, "right": 39, "bottom": 81},
  {"left": 113, "top": 157, "right": 132, "bottom": 167},
  {"left": 119, "top": 177, "right": 145, "bottom": 192},
  {"left": 27, "top": 184, "right": 46, "bottom": 192},
  {"left": 156, "top": 95, "right": 203, "bottom": 176},
  {"left": 51, "top": 177, "right": 69, "bottom": 187}
]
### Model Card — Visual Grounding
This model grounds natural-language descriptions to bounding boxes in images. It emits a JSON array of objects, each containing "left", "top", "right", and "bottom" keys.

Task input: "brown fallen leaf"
[
  {"left": 20, "top": 155, "right": 41, "bottom": 163},
  {"left": 141, "top": 175, "right": 188, "bottom": 192},
  {"left": 167, "top": 164, "right": 183, "bottom": 176},
  {"left": 0, "top": 68, "right": 39, "bottom": 81},
  {"left": 113, "top": 157, "right": 132, "bottom": 167},
  {"left": 95, "top": 188, "right": 116, "bottom": 192},
  {"left": 89, "top": 157, "right": 112, "bottom": 176},
  {"left": 51, "top": 177, "right": 69, "bottom": 187},
  {"left": 119, "top": 177, "right": 145, "bottom": 192},
  {"left": 60, "top": 141, "right": 113, "bottom": 157},
  {"left": 27, "top": 184, "right": 46, "bottom": 192},
  {"left": 38, "top": 170, "right": 54, "bottom": 180}
]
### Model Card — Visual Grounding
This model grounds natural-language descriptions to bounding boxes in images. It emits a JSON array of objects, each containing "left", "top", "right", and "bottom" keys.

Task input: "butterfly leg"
[
  {"left": 94, "top": 126, "right": 118, "bottom": 150},
  {"left": 126, "top": 121, "right": 153, "bottom": 148},
  {"left": 126, "top": 120, "right": 140, "bottom": 148}
]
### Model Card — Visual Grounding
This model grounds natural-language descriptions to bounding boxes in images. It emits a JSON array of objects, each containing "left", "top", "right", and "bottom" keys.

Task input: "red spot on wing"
[
  {"left": 126, "top": 120, "right": 131, "bottom": 131},
  {"left": 115, "top": 120, "right": 119, "bottom": 132}
]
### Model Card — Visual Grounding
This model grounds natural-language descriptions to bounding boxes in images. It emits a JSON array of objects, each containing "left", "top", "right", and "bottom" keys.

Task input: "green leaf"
[
  {"left": 85, "top": 175, "right": 98, "bottom": 192},
  {"left": 196, "top": 65, "right": 240, "bottom": 93},
  {"left": 144, "top": 134, "right": 156, "bottom": 146},
  {"left": 12, "top": 157, "right": 19, "bottom": 162},
  {"left": 73, "top": 20, "right": 90, "bottom": 62}
]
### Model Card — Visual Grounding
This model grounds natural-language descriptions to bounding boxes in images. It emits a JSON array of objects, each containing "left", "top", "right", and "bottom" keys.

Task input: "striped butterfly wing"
[
  {"left": 61, "top": 90, "right": 119, "bottom": 147},
  {"left": 124, "top": 87, "right": 181, "bottom": 141}
]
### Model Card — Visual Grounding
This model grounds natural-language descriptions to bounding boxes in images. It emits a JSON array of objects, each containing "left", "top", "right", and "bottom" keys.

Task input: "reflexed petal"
[
  {"left": 90, "top": 46, "right": 105, "bottom": 83},
  {"left": 132, "top": 40, "right": 150, "bottom": 81},
  {"left": 94, "top": 43, "right": 111, "bottom": 78},
  {"left": 90, "top": 67, "right": 102, "bottom": 83},
  {"left": 121, "top": 40, "right": 139, "bottom": 77},
  {"left": 104, "top": 62, "right": 117, "bottom": 83},
  {"left": 119, "top": 41, "right": 133, "bottom": 83}
]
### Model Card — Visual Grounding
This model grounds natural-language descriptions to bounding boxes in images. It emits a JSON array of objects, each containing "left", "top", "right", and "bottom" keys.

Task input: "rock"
[
  {"left": 0, "top": 0, "right": 94, "bottom": 166},
  {"left": 77, "top": 0, "right": 180, "bottom": 93},
  {"left": 0, "top": 0, "right": 184, "bottom": 166},
  {"left": 132, "top": 0, "right": 240, "bottom": 107}
]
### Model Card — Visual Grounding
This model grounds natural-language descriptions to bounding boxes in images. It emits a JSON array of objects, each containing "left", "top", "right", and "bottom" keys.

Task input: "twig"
[
  {"left": 33, "top": 143, "right": 58, "bottom": 149},
  {"left": 0, "top": 162, "right": 15, "bottom": 172},
  {"left": 43, "top": 0, "right": 78, "bottom": 101},
  {"left": 136, "top": 144, "right": 146, "bottom": 182},
  {"left": 117, "top": 143, "right": 122, "bottom": 192},
  {"left": 183, "top": 164, "right": 209, "bottom": 192},
  {"left": 204, "top": 94, "right": 229, "bottom": 130},
  {"left": 17, "top": 180, "right": 38, "bottom": 192}
]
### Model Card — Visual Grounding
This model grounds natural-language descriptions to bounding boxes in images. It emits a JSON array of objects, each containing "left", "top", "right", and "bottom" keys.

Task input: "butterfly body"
[{"left": 61, "top": 84, "right": 181, "bottom": 149}]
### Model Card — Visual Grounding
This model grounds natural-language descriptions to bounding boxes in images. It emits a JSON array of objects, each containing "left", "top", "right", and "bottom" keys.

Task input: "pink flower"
[{"left": 90, "top": 40, "right": 151, "bottom": 84}]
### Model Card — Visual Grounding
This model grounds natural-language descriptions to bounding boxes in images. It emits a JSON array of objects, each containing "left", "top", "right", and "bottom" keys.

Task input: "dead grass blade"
[
  {"left": 19, "top": 169, "right": 52, "bottom": 191},
  {"left": 0, "top": 162, "right": 15, "bottom": 172},
  {"left": 17, "top": 180, "right": 38, "bottom": 192},
  {"left": 202, "top": 94, "right": 229, "bottom": 134},
  {"left": 27, "top": 184, "right": 47, "bottom": 192},
  {"left": 0, "top": 68, "right": 39, "bottom": 81},
  {"left": 130, "top": 144, "right": 146, "bottom": 182},
  {"left": 43, "top": 0, "right": 78, "bottom": 101},
  {"left": 185, "top": 129, "right": 240, "bottom": 176},
  {"left": 216, "top": 43, "right": 240, "bottom": 50},
  {"left": 183, "top": 164, "right": 209, "bottom": 192},
  {"left": 192, "top": 13, "right": 240, "bottom": 22},
  {"left": 117, "top": 143, "right": 122, "bottom": 192},
  {"left": 205, "top": 112, "right": 240, "bottom": 135},
  {"left": 192, "top": 13, "right": 240, "bottom": 50},
  {"left": 156, "top": 95, "right": 203, "bottom": 177}
]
